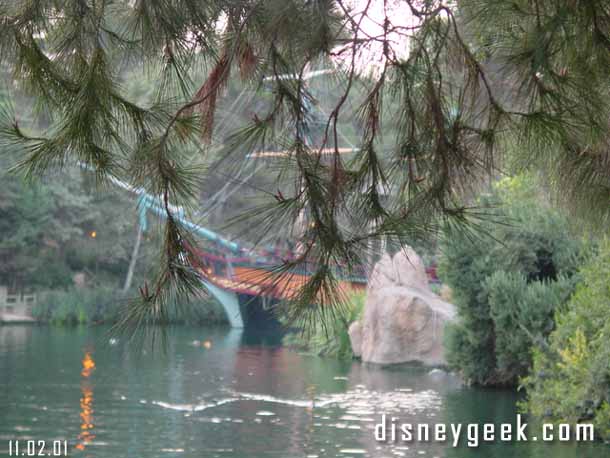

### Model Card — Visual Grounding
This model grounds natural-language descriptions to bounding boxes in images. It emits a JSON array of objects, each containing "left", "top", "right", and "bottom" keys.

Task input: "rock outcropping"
[{"left": 349, "top": 247, "right": 456, "bottom": 366}]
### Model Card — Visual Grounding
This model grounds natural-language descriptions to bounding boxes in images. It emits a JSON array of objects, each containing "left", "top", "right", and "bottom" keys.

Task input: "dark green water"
[{"left": 0, "top": 325, "right": 606, "bottom": 457}]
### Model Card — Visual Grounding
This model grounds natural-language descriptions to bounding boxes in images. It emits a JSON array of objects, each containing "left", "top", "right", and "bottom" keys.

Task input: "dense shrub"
[
  {"left": 522, "top": 241, "right": 610, "bottom": 441},
  {"left": 34, "top": 287, "right": 228, "bottom": 325},
  {"left": 286, "top": 289, "right": 366, "bottom": 359},
  {"left": 34, "top": 287, "right": 118, "bottom": 324},
  {"left": 486, "top": 271, "right": 574, "bottom": 383},
  {"left": 440, "top": 175, "right": 583, "bottom": 386}
]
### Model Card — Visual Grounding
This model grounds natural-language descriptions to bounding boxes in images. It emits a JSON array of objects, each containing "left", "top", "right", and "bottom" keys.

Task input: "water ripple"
[{"left": 151, "top": 386, "right": 441, "bottom": 417}]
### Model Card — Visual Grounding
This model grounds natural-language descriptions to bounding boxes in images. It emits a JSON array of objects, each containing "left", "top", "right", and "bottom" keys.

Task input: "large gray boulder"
[{"left": 350, "top": 248, "right": 456, "bottom": 366}]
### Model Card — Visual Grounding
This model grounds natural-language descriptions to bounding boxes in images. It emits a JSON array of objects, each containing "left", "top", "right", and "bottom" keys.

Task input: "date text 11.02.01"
[{"left": 8, "top": 440, "right": 68, "bottom": 456}]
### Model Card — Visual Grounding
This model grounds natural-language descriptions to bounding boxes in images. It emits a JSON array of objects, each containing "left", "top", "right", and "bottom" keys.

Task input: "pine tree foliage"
[{"left": 1, "top": 0, "right": 609, "bottom": 332}]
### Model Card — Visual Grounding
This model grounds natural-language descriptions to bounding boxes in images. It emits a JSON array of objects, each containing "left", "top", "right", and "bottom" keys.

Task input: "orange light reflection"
[{"left": 75, "top": 351, "right": 96, "bottom": 451}]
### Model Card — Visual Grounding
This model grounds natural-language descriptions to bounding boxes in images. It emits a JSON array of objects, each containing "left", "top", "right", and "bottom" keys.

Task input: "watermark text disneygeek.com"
[{"left": 374, "top": 414, "right": 594, "bottom": 447}]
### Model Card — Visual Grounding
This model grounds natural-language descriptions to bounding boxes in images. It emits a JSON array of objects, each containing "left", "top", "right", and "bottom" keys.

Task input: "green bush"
[
  {"left": 522, "top": 241, "right": 610, "bottom": 440},
  {"left": 487, "top": 271, "right": 574, "bottom": 383},
  {"left": 34, "top": 287, "right": 228, "bottom": 325},
  {"left": 34, "top": 287, "right": 119, "bottom": 324},
  {"left": 286, "top": 289, "right": 366, "bottom": 359},
  {"left": 439, "top": 175, "right": 583, "bottom": 386}
]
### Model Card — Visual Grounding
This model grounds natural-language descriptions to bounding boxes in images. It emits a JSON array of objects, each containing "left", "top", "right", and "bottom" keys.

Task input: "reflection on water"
[
  {"left": 76, "top": 351, "right": 96, "bottom": 451},
  {"left": 81, "top": 351, "right": 96, "bottom": 378},
  {"left": 0, "top": 325, "right": 606, "bottom": 458}
]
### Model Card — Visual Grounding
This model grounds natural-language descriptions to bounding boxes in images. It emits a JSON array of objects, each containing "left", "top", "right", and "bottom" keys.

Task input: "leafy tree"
[
  {"left": 0, "top": 165, "right": 87, "bottom": 288},
  {"left": 440, "top": 175, "right": 583, "bottom": 386},
  {"left": 0, "top": 156, "right": 157, "bottom": 290},
  {"left": 1, "top": 1, "right": 609, "bottom": 328}
]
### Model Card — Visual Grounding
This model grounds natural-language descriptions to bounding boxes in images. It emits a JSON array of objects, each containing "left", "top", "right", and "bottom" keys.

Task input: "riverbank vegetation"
[
  {"left": 440, "top": 175, "right": 587, "bottom": 386},
  {"left": 522, "top": 241, "right": 610, "bottom": 441},
  {"left": 33, "top": 287, "right": 227, "bottom": 326},
  {"left": 285, "top": 289, "right": 365, "bottom": 358}
]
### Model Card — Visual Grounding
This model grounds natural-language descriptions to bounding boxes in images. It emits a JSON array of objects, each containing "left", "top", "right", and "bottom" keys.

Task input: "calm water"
[{"left": 0, "top": 325, "right": 606, "bottom": 458}]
